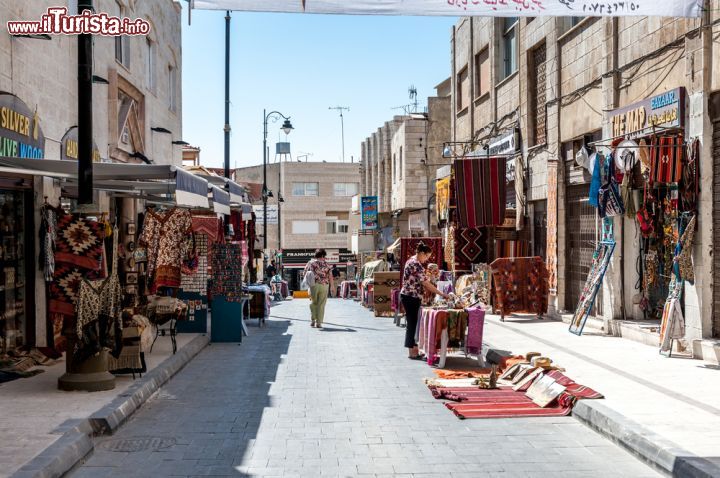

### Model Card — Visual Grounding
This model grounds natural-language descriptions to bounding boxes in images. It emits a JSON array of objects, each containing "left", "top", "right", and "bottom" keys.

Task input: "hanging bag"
[
  {"left": 598, "top": 153, "right": 625, "bottom": 218},
  {"left": 636, "top": 184, "right": 655, "bottom": 238}
]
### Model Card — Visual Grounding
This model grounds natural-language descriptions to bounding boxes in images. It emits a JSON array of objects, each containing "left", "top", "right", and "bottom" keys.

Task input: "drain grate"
[{"left": 98, "top": 436, "right": 177, "bottom": 453}]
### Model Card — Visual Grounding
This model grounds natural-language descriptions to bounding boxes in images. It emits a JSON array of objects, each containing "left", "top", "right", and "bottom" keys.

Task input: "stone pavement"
[
  {"left": 69, "top": 299, "right": 658, "bottom": 478},
  {"left": 0, "top": 333, "right": 201, "bottom": 478},
  {"left": 480, "top": 315, "right": 720, "bottom": 476}
]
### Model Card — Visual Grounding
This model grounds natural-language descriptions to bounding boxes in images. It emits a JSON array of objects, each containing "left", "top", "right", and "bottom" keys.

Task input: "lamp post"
[{"left": 263, "top": 110, "right": 293, "bottom": 282}]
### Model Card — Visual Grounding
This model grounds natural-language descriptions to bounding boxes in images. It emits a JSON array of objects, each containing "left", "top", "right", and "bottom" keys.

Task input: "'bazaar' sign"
[{"left": 609, "top": 87, "right": 686, "bottom": 138}]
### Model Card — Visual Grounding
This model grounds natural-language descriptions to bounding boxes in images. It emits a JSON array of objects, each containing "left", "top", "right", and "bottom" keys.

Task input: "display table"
[
  {"left": 340, "top": 281, "right": 357, "bottom": 299},
  {"left": 247, "top": 285, "right": 271, "bottom": 326},
  {"left": 177, "top": 291, "right": 208, "bottom": 334},
  {"left": 418, "top": 307, "right": 486, "bottom": 368}
]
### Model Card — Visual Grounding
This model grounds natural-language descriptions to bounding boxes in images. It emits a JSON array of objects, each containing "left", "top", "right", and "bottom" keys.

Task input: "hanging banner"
[
  {"left": 361, "top": 196, "right": 378, "bottom": 230},
  {"left": 193, "top": 0, "right": 702, "bottom": 17}
]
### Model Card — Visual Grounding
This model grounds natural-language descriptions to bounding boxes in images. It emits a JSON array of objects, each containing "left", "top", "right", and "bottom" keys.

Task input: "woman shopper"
[
  {"left": 304, "top": 249, "right": 334, "bottom": 329},
  {"left": 400, "top": 243, "right": 449, "bottom": 360}
]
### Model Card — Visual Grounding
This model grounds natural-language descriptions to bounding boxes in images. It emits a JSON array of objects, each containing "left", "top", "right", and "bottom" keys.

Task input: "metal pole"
[
  {"left": 78, "top": 0, "right": 93, "bottom": 204},
  {"left": 340, "top": 110, "right": 345, "bottom": 163},
  {"left": 223, "top": 11, "right": 231, "bottom": 178},
  {"left": 263, "top": 110, "right": 268, "bottom": 282}
]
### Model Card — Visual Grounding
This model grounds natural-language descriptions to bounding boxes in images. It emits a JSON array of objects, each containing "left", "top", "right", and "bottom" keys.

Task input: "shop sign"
[
  {"left": 609, "top": 87, "right": 685, "bottom": 138},
  {"left": 60, "top": 126, "right": 102, "bottom": 162},
  {"left": 361, "top": 196, "right": 378, "bottom": 230},
  {"left": 340, "top": 252, "right": 357, "bottom": 264},
  {"left": 283, "top": 249, "right": 355, "bottom": 265},
  {"left": 0, "top": 93, "right": 44, "bottom": 159},
  {"left": 487, "top": 129, "right": 519, "bottom": 156},
  {"left": 252, "top": 204, "right": 278, "bottom": 224}
]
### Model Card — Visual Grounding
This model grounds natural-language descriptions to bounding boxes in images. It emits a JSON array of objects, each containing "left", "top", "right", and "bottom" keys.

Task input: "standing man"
[
  {"left": 304, "top": 249, "right": 333, "bottom": 329},
  {"left": 331, "top": 264, "right": 341, "bottom": 298},
  {"left": 265, "top": 260, "right": 277, "bottom": 283}
]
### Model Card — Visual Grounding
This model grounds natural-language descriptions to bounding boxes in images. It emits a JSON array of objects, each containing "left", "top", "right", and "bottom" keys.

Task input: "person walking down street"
[
  {"left": 400, "top": 243, "right": 449, "bottom": 360},
  {"left": 304, "top": 249, "right": 334, "bottom": 329}
]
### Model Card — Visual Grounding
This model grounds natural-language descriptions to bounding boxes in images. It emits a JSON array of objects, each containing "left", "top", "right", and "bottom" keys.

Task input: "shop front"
[
  {"left": 281, "top": 249, "right": 357, "bottom": 291},
  {"left": 0, "top": 93, "right": 45, "bottom": 354}
]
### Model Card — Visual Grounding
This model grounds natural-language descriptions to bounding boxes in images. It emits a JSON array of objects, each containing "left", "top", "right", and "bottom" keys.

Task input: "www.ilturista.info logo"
[{"left": 7, "top": 7, "right": 151, "bottom": 36}]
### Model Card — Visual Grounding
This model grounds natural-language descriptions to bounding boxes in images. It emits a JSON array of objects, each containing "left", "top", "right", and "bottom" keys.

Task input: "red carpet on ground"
[{"left": 433, "top": 387, "right": 572, "bottom": 419}]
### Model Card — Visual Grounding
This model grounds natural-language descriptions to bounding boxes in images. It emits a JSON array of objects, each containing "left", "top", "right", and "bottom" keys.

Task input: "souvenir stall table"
[
  {"left": 246, "top": 284, "right": 271, "bottom": 326},
  {"left": 418, "top": 305, "right": 486, "bottom": 369},
  {"left": 209, "top": 243, "right": 249, "bottom": 342}
]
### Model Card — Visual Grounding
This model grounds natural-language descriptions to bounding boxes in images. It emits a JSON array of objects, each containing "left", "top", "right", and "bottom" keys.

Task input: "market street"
[{"left": 68, "top": 299, "right": 659, "bottom": 478}]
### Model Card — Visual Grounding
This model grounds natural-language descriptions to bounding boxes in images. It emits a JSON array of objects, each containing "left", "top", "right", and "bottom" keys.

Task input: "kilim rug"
[
  {"left": 54, "top": 213, "right": 106, "bottom": 270},
  {"left": 399, "top": 237, "right": 443, "bottom": 283},
  {"left": 433, "top": 387, "right": 571, "bottom": 419},
  {"left": 453, "top": 156, "right": 507, "bottom": 228},
  {"left": 545, "top": 370, "right": 604, "bottom": 400},
  {"left": 490, "top": 256, "right": 549, "bottom": 316},
  {"left": 191, "top": 216, "right": 221, "bottom": 243},
  {"left": 454, "top": 227, "right": 488, "bottom": 270}
]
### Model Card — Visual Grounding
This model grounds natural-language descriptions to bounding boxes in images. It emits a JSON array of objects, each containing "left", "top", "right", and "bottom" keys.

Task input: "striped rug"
[{"left": 453, "top": 156, "right": 507, "bottom": 228}]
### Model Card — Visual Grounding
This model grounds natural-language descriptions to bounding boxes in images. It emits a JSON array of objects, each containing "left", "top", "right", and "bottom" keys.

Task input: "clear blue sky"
[{"left": 181, "top": 6, "right": 456, "bottom": 168}]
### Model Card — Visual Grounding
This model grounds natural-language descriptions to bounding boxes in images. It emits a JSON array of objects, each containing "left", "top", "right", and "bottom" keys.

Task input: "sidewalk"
[
  {"left": 481, "top": 314, "right": 720, "bottom": 477},
  {"left": 1, "top": 333, "right": 207, "bottom": 478}
]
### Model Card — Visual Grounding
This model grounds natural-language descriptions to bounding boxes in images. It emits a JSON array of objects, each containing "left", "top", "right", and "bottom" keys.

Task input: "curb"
[
  {"left": 10, "top": 334, "right": 210, "bottom": 478},
  {"left": 574, "top": 400, "right": 720, "bottom": 478},
  {"left": 484, "top": 342, "right": 720, "bottom": 478}
]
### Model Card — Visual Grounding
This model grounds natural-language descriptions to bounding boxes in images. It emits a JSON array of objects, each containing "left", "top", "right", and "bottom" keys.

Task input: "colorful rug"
[
  {"left": 545, "top": 370, "right": 604, "bottom": 400},
  {"left": 454, "top": 227, "right": 488, "bottom": 270},
  {"left": 434, "top": 387, "right": 571, "bottom": 419},
  {"left": 373, "top": 272, "right": 399, "bottom": 317},
  {"left": 454, "top": 156, "right": 507, "bottom": 228},
  {"left": 191, "top": 216, "right": 222, "bottom": 243},
  {"left": 490, "top": 256, "right": 549, "bottom": 316},
  {"left": 54, "top": 213, "right": 106, "bottom": 270},
  {"left": 399, "top": 237, "right": 443, "bottom": 281},
  {"left": 436, "top": 176, "right": 451, "bottom": 225}
]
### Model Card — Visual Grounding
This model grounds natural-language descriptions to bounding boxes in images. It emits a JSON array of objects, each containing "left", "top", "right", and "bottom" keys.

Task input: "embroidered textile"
[
  {"left": 677, "top": 215, "right": 696, "bottom": 284},
  {"left": 454, "top": 227, "right": 488, "bottom": 271},
  {"left": 191, "top": 216, "right": 221, "bottom": 244},
  {"left": 140, "top": 208, "right": 192, "bottom": 291},
  {"left": 454, "top": 156, "right": 507, "bottom": 228},
  {"left": 490, "top": 256, "right": 549, "bottom": 316},
  {"left": 181, "top": 233, "right": 209, "bottom": 295}
]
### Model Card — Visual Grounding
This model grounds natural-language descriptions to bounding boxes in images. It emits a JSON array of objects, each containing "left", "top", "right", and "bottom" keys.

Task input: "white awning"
[
  {"left": 210, "top": 184, "right": 231, "bottom": 215},
  {"left": 192, "top": 0, "right": 701, "bottom": 17},
  {"left": 0, "top": 156, "right": 210, "bottom": 208}
]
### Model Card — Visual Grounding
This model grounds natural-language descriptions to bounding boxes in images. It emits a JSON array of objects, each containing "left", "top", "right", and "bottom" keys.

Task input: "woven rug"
[
  {"left": 490, "top": 256, "right": 549, "bottom": 316},
  {"left": 54, "top": 213, "right": 105, "bottom": 270},
  {"left": 545, "top": 370, "right": 604, "bottom": 400},
  {"left": 454, "top": 156, "right": 506, "bottom": 228},
  {"left": 435, "top": 387, "right": 571, "bottom": 419},
  {"left": 399, "top": 237, "right": 443, "bottom": 281},
  {"left": 454, "top": 227, "right": 488, "bottom": 270}
]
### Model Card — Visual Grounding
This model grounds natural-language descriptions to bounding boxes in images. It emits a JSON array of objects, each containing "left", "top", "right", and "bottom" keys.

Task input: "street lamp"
[{"left": 263, "top": 110, "right": 293, "bottom": 282}]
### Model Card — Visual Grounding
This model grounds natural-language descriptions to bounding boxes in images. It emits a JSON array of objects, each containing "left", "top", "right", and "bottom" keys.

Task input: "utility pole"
[
  {"left": 223, "top": 11, "right": 231, "bottom": 178},
  {"left": 328, "top": 106, "right": 349, "bottom": 162},
  {"left": 77, "top": 0, "right": 93, "bottom": 204}
]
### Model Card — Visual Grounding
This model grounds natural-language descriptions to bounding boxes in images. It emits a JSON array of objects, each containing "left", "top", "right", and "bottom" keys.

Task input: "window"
[
  {"left": 399, "top": 147, "right": 403, "bottom": 180},
  {"left": 146, "top": 39, "right": 156, "bottom": 93},
  {"left": 334, "top": 183, "right": 358, "bottom": 197},
  {"left": 501, "top": 17, "right": 518, "bottom": 80},
  {"left": 292, "top": 182, "right": 319, "bottom": 196},
  {"left": 114, "top": 3, "right": 130, "bottom": 68},
  {"left": 326, "top": 219, "right": 349, "bottom": 234},
  {"left": 338, "top": 221, "right": 349, "bottom": 234},
  {"left": 456, "top": 65, "right": 469, "bottom": 111},
  {"left": 529, "top": 42, "right": 547, "bottom": 146},
  {"left": 292, "top": 220, "right": 319, "bottom": 234},
  {"left": 393, "top": 153, "right": 397, "bottom": 184},
  {"left": 326, "top": 221, "right": 337, "bottom": 234},
  {"left": 168, "top": 65, "right": 177, "bottom": 112},
  {"left": 474, "top": 49, "right": 490, "bottom": 98}
]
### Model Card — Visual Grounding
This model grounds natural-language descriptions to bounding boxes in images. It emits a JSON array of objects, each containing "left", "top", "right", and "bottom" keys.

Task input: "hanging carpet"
[
  {"left": 454, "top": 227, "right": 488, "bottom": 271},
  {"left": 399, "top": 237, "right": 443, "bottom": 282},
  {"left": 490, "top": 256, "right": 549, "bottom": 316},
  {"left": 453, "top": 156, "right": 507, "bottom": 228}
]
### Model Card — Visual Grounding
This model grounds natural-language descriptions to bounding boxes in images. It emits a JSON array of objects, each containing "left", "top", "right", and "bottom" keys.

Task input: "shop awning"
[
  {"left": 185, "top": 165, "right": 250, "bottom": 207},
  {"left": 0, "top": 156, "right": 210, "bottom": 208},
  {"left": 210, "top": 184, "right": 231, "bottom": 215}
]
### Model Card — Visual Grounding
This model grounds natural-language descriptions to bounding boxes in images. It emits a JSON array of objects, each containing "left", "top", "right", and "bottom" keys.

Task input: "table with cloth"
[
  {"left": 417, "top": 307, "right": 486, "bottom": 368},
  {"left": 391, "top": 288, "right": 404, "bottom": 326},
  {"left": 490, "top": 256, "right": 549, "bottom": 321}
]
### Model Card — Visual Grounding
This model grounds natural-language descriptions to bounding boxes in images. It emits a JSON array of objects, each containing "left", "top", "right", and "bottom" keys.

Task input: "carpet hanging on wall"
[{"left": 453, "top": 156, "right": 507, "bottom": 228}]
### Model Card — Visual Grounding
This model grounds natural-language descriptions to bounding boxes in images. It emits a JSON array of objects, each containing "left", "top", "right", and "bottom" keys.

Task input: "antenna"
[
  {"left": 391, "top": 85, "right": 421, "bottom": 114},
  {"left": 329, "top": 106, "right": 350, "bottom": 162}
]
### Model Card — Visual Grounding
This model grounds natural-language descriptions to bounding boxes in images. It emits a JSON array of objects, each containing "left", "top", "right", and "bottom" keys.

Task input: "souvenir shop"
[
  {"left": 282, "top": 248, "right": 357, "bottom": 292},
  {"left": 567, "top": 87, "right": 697, "bottom": 354}
]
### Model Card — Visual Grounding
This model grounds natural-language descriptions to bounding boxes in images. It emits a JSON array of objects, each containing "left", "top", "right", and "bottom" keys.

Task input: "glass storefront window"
[{"left": 0, "top": 191, "right": 26, "bottom": 353}]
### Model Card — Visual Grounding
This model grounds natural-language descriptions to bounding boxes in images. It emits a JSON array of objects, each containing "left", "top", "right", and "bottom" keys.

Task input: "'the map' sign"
[{"left": 193, "top": 0, "right": 702, "bottom": 17}]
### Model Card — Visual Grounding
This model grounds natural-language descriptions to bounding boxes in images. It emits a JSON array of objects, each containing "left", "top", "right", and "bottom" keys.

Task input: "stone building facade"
[
  {"left": 450, "top": 10, "right": 720, "bottom": 362},
  {"left": 0, "top": 0, "right": 182, "bottom": 349},
  {"left": 359, "top": 86, "right": 451, "bottom": 245}
]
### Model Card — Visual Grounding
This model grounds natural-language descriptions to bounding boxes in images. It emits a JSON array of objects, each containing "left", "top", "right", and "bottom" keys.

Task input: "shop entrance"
[
  {"left": 565, "top": 185, "right": 602, "bottom": 315},
  {"left": 712, "top": 110, "right": 720, "bottom": 337},
  {"left": 532, "top": 200, "right": 547, "bottom": 260}
]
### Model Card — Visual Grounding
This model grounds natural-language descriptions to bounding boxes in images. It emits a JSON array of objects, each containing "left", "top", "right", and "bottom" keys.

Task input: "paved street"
[{"left": 69, "top": 299, "right": 660, "bottom": 478}]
